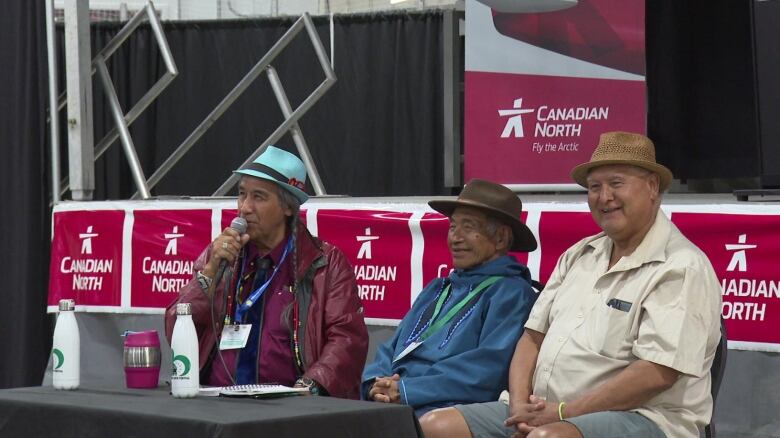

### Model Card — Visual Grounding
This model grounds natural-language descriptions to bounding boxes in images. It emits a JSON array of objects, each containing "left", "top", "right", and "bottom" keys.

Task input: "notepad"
[{"left": 199, "top": 384, "right": 310, "bottom": 398}]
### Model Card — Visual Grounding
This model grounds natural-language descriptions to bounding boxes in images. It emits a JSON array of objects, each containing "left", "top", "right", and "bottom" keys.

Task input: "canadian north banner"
[
  {"left": 48, "top": 200, "right": 780, "bottom": 353},
  {"left": 464, "top": 0, "right": 647, "bottom": 188}
]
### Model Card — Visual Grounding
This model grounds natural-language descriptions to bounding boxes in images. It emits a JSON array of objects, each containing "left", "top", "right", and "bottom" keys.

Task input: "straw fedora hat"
[
  {"left": 570, "top": 131, "right": 673, "bottom": 192},
  {"left": 428, "top": 179, "right": 537, "bottom": 252}
]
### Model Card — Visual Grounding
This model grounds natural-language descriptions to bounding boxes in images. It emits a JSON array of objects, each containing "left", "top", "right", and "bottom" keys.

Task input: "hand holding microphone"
[{"left": 201, "top": 217, "right": 249, "bottom": 286}]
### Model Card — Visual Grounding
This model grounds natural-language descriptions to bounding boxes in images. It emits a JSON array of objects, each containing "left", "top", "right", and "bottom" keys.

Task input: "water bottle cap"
[
  {"left": 58, "top": 299, "right": 75, "bottom": 311},
  {"left": 176, "top": 303, "right": 192, "bottom": 315}
]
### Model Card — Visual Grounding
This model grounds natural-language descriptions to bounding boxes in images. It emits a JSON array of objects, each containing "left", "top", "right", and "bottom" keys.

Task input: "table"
[{"left": 0, "top": 385, "right": 422, "bottom": 438}]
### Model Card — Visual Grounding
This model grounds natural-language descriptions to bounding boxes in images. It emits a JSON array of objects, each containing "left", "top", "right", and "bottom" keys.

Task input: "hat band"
[{"left": 243, "top": 162, "right": 305, "bottom": 190}]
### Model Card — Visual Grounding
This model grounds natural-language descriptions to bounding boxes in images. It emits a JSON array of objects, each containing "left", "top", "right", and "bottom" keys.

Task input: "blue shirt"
[
  {"left": 362, "top": 255, "right": 537, "bottom": 416},
  {"left": 207, "top": 238, "right": 296, "bottom": 387}
]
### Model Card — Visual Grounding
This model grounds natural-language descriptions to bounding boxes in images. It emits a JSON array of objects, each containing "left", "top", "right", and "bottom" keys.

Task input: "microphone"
[{"left": 214, "top": 217, "right": 247, "bottom": 287}]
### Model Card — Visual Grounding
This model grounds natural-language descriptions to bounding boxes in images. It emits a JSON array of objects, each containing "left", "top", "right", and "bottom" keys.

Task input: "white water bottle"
[
  {"left": 171, "top": 302, "right": 199, "bottom": 398},
  {"left": 52, "top": 299, "right": 80, "bottom": 390}
]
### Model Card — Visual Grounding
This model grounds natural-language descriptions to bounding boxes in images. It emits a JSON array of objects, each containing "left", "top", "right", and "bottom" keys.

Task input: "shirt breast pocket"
[{"left": 587, "top": 300, "right": 634, "bottom": 358}]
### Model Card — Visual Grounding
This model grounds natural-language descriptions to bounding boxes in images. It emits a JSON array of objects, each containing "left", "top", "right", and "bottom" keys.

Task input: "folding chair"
[{"left": 705, "top": 318, "right": 728, "bottom": 438}]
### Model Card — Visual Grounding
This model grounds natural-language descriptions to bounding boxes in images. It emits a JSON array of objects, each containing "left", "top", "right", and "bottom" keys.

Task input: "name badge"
[
  {"left": 219, "top": 324, "right": 251, "bottom": 350},
  {"left": 393, "top": 341, "right": 422, "bottom": 363}
]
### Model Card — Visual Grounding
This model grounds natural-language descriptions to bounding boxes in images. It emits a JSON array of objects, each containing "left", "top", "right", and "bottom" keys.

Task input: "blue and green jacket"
[{"left": 361, "top": 255, "right": 537, "bottom": 416}]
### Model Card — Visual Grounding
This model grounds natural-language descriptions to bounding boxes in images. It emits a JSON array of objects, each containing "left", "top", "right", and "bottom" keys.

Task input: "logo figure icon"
[
  {"left": 52, "top": 348, "right": 64, "bottom": 370},
  {"left": 172, "top": 352, "right": 191, "bottom": 377},
  {"left": 79, "top": 226, "right": 99, "bottom": 255},
  {"left": 725, "top": 234, "right": 757, "bottom": 272},
  {"left": 499, "top": 98, "right": 535, "bottom": 138},
  {"left": 164, "top": 226, "right": 185, "bottom": 256},
  {"left": 356, "top": 227, "right": 379, "bottom": 260}
]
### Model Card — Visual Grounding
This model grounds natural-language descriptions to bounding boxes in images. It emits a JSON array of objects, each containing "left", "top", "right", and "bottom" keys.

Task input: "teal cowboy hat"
[{"left": 234, "top": 146, "right": 309, "bottom": 204}]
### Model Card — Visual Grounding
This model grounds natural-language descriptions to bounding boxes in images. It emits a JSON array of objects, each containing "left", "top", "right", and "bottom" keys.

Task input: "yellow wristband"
[{"left": 558, "top": 401, "right": 567, "bottom": 421}]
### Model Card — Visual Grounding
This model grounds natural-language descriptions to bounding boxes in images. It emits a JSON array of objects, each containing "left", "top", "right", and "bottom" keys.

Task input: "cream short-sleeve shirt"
[{"left": 525, "top": 211, "right": 722, "bottom": 438}]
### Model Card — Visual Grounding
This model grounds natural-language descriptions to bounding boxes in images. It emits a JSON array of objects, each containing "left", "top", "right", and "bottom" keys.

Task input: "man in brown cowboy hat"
[
  {"left": 362, "top": 179, "right": 539, "bottom": 417},
  {"left": 422, "top": 132, "right": 722, "bottom": 438}
]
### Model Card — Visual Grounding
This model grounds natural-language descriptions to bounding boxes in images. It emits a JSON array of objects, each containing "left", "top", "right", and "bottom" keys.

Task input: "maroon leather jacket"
[{"left": 165, "top": 226, "right": 368, "bottom": 399}]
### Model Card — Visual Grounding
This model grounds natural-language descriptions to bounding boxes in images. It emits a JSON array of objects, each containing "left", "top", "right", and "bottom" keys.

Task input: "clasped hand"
[
  {"left": 368, "top": 374, "right": 401, "bottom": 404},
  {"left": 504, "top": 395, "right": 560, "bottom": 437}
]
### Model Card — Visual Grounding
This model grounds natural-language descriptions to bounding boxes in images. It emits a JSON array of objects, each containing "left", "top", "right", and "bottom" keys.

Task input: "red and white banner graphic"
[
  {"left": 49, "top": 210, "right": 125, "bottom": 307},
  {"left": 317, "top": 210, "right": 414, "bottom": 321},
  {"left": 130, "top": 210, "right": 212, "bottom": 309},
  {"left": 671, "top": 212, "right": 780, "bottom": 351},
  {"left": 537, "top": 211, "right": 602, "bottom": 283},
  {"left": 48, "top": 201, "right": 780, "bottom": 352},
  {"left": 464, "top": 0, "right": 646, "bottom": 188}
]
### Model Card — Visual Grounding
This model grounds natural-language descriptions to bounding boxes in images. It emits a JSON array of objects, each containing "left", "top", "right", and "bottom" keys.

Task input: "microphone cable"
[
  {"left": 205, "top": 217, "right": 246, "bottom": 386},
  {"left": 212, "top": 265, "right": 237, "bottom": 386}
]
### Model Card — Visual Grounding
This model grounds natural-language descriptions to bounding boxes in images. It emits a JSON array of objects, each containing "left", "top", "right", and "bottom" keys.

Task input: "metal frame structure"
[
  {"left": 50, "top": 2, "right": 333, "bottom": 201},
  {"left": 146, "top": 12, "right": 335, "bottom": 198},
  {"left": 62, "top": 0, "right": 95, "bottom": 201},
  {"left": 208, "top": 13, "right": 334, "bottom": 197},
  {"left": 46, "top": 0, "right": 62, "bottom": 203},
  {"left": 53, "top": 0, "right": 178, "bottom": 200},
  {"left": 442, "top": 8, "right": 463, "bottom": 188}
]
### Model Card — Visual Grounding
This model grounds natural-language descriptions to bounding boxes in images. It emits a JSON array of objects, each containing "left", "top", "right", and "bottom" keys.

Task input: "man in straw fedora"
[
  {"left": 165, "top": 146, "right": 368, "bottom": 399},
  {"left": 362, "top": 179, "right": 539, "bottom": 417},
  {"left": 420, "top": 132, "right": 722, "bottom": 438}
]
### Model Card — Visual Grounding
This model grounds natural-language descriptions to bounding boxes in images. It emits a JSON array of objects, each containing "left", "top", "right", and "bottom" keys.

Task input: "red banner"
[
  {"left": 465, "top": 72, "right": 645, "bottom": 185},
  {"left": 46, "top": 201, "right": 780, "bottom": 352},
  {"left": 465, "top": 0, "right": 646, "bottom": 187},
  {"left": 130, "top": 210, "right": 212, "bottom": 309},
  {"left": 316, "top": 210, "right": 414, "bottom": 321},
  {"left": 49, "top": 210, "right": 125, "bottom": 307},
  {"left": 420, "top": 212, "right": 453, "bottom": 284},
  {"left": 672, "top": 213, "right": 780, "bottom": 348},
  {"left": 537, "top": 211, "right": 602, "bottom": 284}
]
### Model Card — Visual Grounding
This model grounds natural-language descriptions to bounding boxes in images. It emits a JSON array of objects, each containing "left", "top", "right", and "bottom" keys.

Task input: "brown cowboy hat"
[
  {"left": 428, "top": 179, "right": 537, "bottom": 252},
  {"left": 570, "top": 131, "right": 673, "bottom": 192}
]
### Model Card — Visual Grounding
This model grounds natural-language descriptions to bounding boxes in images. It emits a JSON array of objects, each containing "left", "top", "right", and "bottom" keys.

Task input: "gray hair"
[
  {"left": 483, "top": 216, "right": 514, "bottom": 253},
  {"left": 275, "top": 184, "right": 303, "bottom": 353},
  {"left": 275, "top": 185, "right": 302, "bottom": 220}
]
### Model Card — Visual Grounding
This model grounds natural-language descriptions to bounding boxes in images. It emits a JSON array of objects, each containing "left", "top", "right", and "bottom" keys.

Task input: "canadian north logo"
[
  {"left": 141, "top": 225, "right": 194, "bottom": 293},
  {"left": 62, "top": 224, "right": 112, "bottom": 291},
  {"left": 721, "top": 233, "right": 772, "bottom": 322},
  {"left": 356, "top": 227, "right": 379, "bottom": 260},
  {"left": 164, "top": 226, "right": 185, "bottom": 256},
  {"left": 497, "top": 97, "right": 609, "bottom": 139},
  {"left": 79, "top": 225, "right": 98, "bottom": 255},
  {"left": 353, "top": 227, "right": 394, "bottom": 301},
  {"left": 498, "top": 98, "right": 535, "bottom": 138},
  {"left": 725, "top": 234, "right": 757, "bottom": 272}
]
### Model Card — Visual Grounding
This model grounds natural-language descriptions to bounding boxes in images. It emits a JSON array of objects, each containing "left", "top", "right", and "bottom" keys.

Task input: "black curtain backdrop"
[
  {"left": 0, "top": 0, "right": 53, "bottom": 388},
  {"left": 55, "top": 12, "right": 445, "bottom": 200},
  {"left": 647, "top": 1, "right": 760, "bottom": 182}
]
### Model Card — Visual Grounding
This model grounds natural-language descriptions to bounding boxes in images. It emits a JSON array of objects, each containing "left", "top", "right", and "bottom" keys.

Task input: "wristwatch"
[
  {"left": 296, "top": 377, "right": 321, "bottom": 395},
  {"left": 196, "top": 270, "right": 213, "bottom": 292}
]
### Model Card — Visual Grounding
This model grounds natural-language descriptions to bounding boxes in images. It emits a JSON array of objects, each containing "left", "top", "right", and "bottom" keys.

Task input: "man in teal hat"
[{"left": 165, "top": 146, "right": 368, "bottom": 398}]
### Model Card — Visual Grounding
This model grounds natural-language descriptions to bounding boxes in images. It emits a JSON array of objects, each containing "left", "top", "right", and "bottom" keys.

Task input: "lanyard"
[
  {"left": 233, "top": 238, "right": 292, "bottom": 324},
  {"left": 414, "top": 276, "right": 500, "bottom": 343}
]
